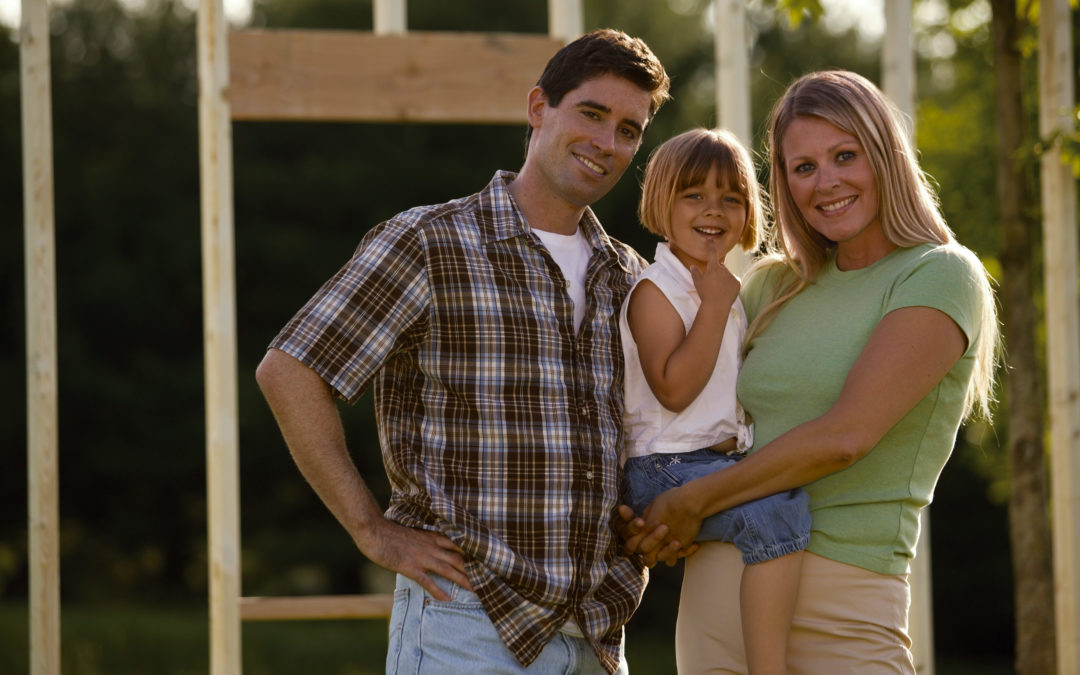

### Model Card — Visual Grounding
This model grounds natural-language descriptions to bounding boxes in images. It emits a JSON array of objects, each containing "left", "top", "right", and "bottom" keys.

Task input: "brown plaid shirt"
[{"left": 269, "top": 171, "right": 648, "bottom": 671}]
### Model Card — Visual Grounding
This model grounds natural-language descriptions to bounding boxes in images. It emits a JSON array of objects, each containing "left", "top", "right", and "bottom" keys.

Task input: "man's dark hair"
[{"left": 524, "top": 29, "right": 671, "bottom": 146}]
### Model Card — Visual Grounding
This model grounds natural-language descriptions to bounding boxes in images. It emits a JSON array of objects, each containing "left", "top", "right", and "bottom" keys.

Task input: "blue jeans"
[
  {"left": 386, "top": 573, "right": 628, "bottom": 674},
  {"left": 622, "top": 449, "right": 810, "bottom": 565}
]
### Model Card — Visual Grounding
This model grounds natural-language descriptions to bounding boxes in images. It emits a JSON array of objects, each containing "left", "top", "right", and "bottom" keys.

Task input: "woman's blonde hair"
[
  {"left": 638, "top": 127, "right": 765, "bottom": 253},
  {"left": 751, "top": 70, "right": 999, "bottom": 419}
]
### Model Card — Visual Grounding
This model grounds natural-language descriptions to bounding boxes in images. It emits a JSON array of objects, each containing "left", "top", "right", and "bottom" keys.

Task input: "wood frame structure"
[
  {"left": 18, "top": 0, "right": 1077, "bottom": 673},
  {"left": 198, "top": 1, "right": 577, "bottom": 672}
]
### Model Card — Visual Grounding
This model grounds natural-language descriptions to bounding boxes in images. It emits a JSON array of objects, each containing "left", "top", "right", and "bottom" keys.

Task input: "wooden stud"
[
  {"left": 714, "top": 0, "right": 752, "bottom": 277},
  {"left": 198, "top": 0, "right": 243, "bottom": 672},
  {"left": 22, "top": 0, "right": 60, "bottom": 671},
  {"left": 882, "top": 2, "right": 935, "bottom": 671},
  {"left": 1039, "top": 1, "right": 1080, "bottom": 672}
]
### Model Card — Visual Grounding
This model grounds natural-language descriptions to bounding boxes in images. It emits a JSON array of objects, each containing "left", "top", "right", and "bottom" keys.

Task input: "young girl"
[{"left": 620, "top": 128, "right": 810, "bottom": 675}]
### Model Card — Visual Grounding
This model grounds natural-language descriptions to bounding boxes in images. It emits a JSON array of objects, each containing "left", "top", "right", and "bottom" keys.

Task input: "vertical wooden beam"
[
  {"left": 714, "top": 0, "right": 751, "bottom": 276},
  {"left": 197, "top": 0, "right": 242, "bottom": 672},
  {"left": 374, "top": 0, "right": 406, "bottom": 36},
  {"left": 883, "top": 0, "right": 914, "bottom": 126},
  {"left": 882, "top": 2, "right": 935, "bottom": 672},
  {"left": 548, "top": 0, "right": 582, "bottom": 43},
  {"left": 1039, "top": 1, "right": 1080, "bottom": 672},
  {"left": 21, "top": 0, "right": 60, "bottom": 672},
  {"left": 714, "top": 0, "right": 750, "bottom": 145}
]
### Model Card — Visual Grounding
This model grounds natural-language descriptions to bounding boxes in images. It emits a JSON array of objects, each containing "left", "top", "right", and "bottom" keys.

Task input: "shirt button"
[{"left": 585, "top": 471, "right": 594, "bottom": 480}]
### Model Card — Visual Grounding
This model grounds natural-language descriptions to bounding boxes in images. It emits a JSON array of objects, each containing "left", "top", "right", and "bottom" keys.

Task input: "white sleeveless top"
[{"left": 620, "top": 243, "right": 753, "bottom": 459}]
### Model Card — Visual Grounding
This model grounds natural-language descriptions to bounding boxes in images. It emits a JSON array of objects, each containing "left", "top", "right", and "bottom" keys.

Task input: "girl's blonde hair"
[
  {"left": 638, "top": 127, "right": 765, "bottom": 253},
  {"left": 750, "top": 70, "right": 999, "bottom": 420}
]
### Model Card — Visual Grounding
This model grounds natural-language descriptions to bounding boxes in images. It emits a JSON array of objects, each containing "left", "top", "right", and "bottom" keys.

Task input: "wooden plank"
[
  {"left": 547, "top": 0, "right": 582, "bottom": 42},
  {"left": 374, "top": 0, "right": 406, "bottom": 36},
  {"left": 714, "top": 0, "right": 752, "bottom": 277},
  {"left": 198, "top": 0, "right": 243, "bottom": 672},
  {"left": 881, "top": 3, "right": 935, "bottom": 672},
  {"left": 228, "top": 30, "right": 563, "bottom": 123},
  {"left": 1039, "top": 1, "right": 1080, "bottom": 673},
  {"left": 882, "top": 0, "right": 914, "bottom": 135},
  {"left": 240, "top": 594, "right": 394, "bottom": 621},
  {"left": 22, "top": 0, "right": 60, "bottom": 671}
]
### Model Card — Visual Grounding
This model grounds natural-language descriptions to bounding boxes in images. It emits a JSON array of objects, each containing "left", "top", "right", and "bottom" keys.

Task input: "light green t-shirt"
[{"left": 738, "top": 243, "right": 987, "bottom": 575}]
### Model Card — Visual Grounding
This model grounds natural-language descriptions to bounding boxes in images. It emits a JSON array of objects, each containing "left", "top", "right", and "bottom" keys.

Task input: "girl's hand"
[{"left": 690, "top": 239, "right": 740, "bottom": 311}]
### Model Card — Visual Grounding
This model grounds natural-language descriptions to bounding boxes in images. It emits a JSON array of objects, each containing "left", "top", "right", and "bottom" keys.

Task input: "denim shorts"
[
  {"left": 622, "top": 449, "right": 810, "bottom": 565},
  {"left": 386, "top": 573, "right": 627, "bottom": 674}
]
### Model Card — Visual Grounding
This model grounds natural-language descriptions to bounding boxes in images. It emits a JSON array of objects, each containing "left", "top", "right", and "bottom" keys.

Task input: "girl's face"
[{"left": 667, "top": 164, "right": 747, "bottom": 271}]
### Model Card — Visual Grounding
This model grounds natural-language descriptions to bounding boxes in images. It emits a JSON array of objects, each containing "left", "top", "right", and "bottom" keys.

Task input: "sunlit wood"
[
  {"left": 240, "top": 594, "right": 394, "bottom": 621},
  {"left": 1039, "top": 1, "right": 1080, "bottom": 673},
  {"left": 228, "top": 30, "right": 562, "bottom": 123},
  {"left": 22, "top": 0, "right": 60, "bottom": 671},
  {"left": 197, "top": 0, "right": 243, "bottom": 671},
  {"left": 714, "top": 0, "right": 751, "bottom": 276}
]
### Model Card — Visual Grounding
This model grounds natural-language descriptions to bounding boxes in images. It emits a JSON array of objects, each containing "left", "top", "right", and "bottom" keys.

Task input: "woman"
[{"left": 623, "top": 70, "right": 999, "bottom": 673}]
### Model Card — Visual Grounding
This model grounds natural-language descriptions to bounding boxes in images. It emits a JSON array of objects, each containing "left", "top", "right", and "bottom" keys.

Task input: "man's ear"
[{"left": 526, "top": 86, "right": 548, "bottom": 130}]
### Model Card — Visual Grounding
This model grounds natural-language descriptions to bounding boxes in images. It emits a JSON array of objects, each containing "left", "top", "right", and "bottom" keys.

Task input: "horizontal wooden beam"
[
  {"left": 229, "top": 30, "right": 562, "bottom": 123},
  {"left": 239, "top": 594, "right": 394, "bottom": 621}
]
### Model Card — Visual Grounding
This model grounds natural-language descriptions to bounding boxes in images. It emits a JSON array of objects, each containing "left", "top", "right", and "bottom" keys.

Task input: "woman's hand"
[{"left": 618, "top": 493, "right": 703, "bottom": 567}]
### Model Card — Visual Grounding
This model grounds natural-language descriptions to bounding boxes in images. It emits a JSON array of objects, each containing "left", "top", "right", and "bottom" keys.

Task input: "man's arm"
[{"left": 255, "top": 348, "right": 471, "bottom": 600}]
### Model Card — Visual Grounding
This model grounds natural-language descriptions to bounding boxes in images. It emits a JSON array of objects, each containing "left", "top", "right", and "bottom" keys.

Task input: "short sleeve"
[
  {"left": 740, "top": 260, "right": 791, "bottom": 323},
  {"left": 885, "top": 244, "right": 988, "bottom": 352},
  {"left": 269, "top": 217, "right": 430, "bottom": 403}
]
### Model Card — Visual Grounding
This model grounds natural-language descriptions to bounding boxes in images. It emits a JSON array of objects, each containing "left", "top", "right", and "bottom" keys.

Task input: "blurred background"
[{"left": 1, "top": 0, "right": 1063, "bottom": 672}]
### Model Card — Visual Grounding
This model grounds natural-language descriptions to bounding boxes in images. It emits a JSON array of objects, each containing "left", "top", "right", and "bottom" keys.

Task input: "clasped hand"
[{"left": 616, "top": 484, "right": 704, "bottom": 567}]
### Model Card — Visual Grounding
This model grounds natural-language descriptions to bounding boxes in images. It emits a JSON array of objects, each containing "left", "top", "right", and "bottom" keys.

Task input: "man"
[{"left": 255, "top": 29, "right": 670, "bottom": 674}]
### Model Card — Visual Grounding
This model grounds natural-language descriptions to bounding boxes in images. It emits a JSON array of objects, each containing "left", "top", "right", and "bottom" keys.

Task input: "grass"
[{"left": 0, "top": 603, "right": 1011, "bottom": 674}]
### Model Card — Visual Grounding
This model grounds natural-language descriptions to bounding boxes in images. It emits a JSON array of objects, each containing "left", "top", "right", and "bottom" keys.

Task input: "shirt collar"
[
  {"left": 653, "top": 242, "right": 695, "bottom": 289},
  {"left": 483, "top": 171, "right": 626, "bottom": 267}
]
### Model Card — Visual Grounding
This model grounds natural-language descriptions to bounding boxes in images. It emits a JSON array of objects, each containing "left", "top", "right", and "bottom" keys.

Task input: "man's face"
[{"left": 526, "top": 73, "right": 653, "bottom": 211}]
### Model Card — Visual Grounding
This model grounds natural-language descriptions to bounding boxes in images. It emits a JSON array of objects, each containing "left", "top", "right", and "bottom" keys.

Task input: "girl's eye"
[
  {"left": 838, "top": 150, "right": 856, "bottom": 162},
  {"left": 725, "top": 195, "right": 745, "bottom": 205},
  {"left": 793, "top": 162, "right": 813, "bottom": 174}
]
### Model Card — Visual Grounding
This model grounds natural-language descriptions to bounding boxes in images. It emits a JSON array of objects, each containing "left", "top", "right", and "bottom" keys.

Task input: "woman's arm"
[{"left": 626, "top": 304, "right": 967, "bottom": 565}]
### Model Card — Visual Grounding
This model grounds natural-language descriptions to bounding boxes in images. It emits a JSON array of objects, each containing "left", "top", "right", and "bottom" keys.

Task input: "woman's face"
[{"left": 781, "top": 116, "right": 889, "bottom": 266}]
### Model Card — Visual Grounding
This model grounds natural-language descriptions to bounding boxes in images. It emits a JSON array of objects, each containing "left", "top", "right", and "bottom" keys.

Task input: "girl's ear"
[{"left": 740, "top": 211, "right": 759, "bottom": 251}]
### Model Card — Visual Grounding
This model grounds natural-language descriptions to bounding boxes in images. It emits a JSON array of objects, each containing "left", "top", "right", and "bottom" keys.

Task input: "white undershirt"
[{"left": 532, "top": 227, "right": 593, "bottom": 332}]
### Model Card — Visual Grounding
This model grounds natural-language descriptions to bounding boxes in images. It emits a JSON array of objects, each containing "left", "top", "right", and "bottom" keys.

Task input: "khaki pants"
[{"left": 675, "top": 543, "right": 915, "bottom": 675}]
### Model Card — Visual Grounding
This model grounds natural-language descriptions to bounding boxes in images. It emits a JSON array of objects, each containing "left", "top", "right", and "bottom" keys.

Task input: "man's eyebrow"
[{"left": 574, "top": 99, "right": 645, "bottom": 134}]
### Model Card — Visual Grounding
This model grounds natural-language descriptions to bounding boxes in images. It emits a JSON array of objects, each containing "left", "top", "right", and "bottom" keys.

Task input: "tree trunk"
[{"left": 990, "top": 1, "right": 1057, "bottom": 672}]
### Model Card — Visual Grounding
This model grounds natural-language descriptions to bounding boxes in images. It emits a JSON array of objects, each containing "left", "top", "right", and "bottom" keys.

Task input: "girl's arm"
[
  {"left": 627, "top": 304, "right": 967, "bottom": 564},
  {"left": 629, "top": 241, "right": 740, "bottom": 412}
]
